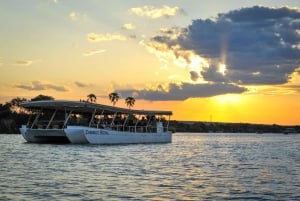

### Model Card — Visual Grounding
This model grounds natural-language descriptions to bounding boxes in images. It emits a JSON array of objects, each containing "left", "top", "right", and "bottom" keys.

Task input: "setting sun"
[{"left": 213, "top": 94, "right": 241, "bottom": 105}]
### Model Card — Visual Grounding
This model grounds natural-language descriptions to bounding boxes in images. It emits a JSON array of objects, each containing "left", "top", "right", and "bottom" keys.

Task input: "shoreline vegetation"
[{"left": 1, "top": 95, "right": 299, "bottom": 134}]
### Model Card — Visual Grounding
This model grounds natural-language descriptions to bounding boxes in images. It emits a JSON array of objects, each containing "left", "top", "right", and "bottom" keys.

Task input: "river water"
[{"left": 0, "top": 133, "right": 299, "bottom": 200}]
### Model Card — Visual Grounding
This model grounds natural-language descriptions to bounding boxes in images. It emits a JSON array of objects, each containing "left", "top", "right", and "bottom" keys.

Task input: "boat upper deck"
[{"left": 20, "top": 100, "right": 172, "bottom": 116}]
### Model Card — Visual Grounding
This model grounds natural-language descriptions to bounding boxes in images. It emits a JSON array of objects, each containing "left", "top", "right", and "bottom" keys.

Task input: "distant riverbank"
[
  {"left": 3, "top": 120, "right": 298, "bottom": 134},
  {"left": 169, "top": 121, "right": 300, "bottom": 134}
]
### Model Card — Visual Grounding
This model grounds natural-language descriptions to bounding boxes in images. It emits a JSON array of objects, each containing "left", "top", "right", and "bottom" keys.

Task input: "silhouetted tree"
[
  {"left": 87, "top": 93, "right": 97, "bottom": 103},
  {"left": 11, "top": 97, "right": 27, "bottom": 107},
  {"left": 10, "top": 97, "right": 28, "bottom": 113},
  {"left": 0, "top": 100, "right": 26, "bottom": 133},
  {"left": 0, "top": 103, "right": 11, "bottom": 119},
  {"left": 109, "top": 92, "right": 119, "bottom": 106},
  {"left": 125, "top": 97, "right": 135, "bottom": 109}
]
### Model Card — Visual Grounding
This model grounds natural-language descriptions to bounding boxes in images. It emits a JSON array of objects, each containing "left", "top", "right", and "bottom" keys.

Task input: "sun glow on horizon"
[{"left": 213, "top": 94, "right": 241, "bottom": 105}]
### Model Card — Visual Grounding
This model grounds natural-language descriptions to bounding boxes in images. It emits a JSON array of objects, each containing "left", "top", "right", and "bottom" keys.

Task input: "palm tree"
[
  {"left": 125, "top": 97, "right": 135, "bottom": 109},
  {"left": 87, "top": 93, "right": 97, "bottom": 103},
  {"left": 109, "top": 92, "right": 119, "bottom": 106}
]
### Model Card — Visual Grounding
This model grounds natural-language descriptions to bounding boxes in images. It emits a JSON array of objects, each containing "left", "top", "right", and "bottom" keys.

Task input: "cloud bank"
[
  {"left": 118, "top": 82, "right": 247, "bottom": 101},
  {"left": 117, "top": 6, "right": 300, "bottom": 101},
  {"left": 147, "top": 6, "right": 300, "bottom": 86}
]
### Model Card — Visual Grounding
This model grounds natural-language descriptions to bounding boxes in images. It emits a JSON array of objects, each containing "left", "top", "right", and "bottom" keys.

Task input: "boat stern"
[{"left": 19, "top": 125, "right": 70, "bottom": 143}]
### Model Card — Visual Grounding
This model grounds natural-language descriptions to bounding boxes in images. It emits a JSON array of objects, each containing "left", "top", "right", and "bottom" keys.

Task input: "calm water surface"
[{"left": 0, "top": 133, "right": 299, "bottom": 200}]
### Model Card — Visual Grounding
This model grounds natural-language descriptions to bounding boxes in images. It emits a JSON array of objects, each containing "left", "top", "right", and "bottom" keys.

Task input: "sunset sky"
[{"left": 1, "top": 0, "right": 300, "bottom": 125}]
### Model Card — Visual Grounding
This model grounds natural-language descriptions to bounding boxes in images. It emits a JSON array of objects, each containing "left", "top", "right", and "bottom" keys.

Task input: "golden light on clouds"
[
  {"left": 288, "top": 67, "right": 300, "bottom": 83},
  {"left": 130, "top": 5, "right": 182, "bottom": 19},
  {"left": 143, "top": 38, "right": 210, "bottom": 82},
  {"left": 121, "top": 23, "right": 135, "bottom": 30},
  {"left": 218, "top": 63, "right": 227, "bottom": 76},
  {"left": 252, "top": 71, "right": 261, "bottom": 76},
  {"left": 82, "top": 49, "right": 106, "bottom": 56},
  {"left": 87, "top": 33, "right": 136, "bottom": 42},
  {"left": 189, "top": 54, "right": 209, "bottom": 72}
]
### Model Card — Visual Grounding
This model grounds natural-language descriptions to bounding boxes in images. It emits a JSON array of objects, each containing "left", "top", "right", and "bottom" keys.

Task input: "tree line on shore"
[
  {"left": 0, "top": 93, "right": 135, "bottom": 134},
  {"left": 169, "top": 121, "right": 299, "bottom": 134},
  {"left": 0, "top": 95, "right": 299, "bottom": 134}
]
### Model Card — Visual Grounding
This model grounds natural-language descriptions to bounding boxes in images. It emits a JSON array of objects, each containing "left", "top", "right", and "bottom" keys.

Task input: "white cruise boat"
[{"left": 19, "top": 100, "right": 172, "bottom": 144}]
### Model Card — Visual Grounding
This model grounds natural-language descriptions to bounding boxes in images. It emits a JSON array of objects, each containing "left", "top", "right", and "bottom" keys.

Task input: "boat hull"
[
  {"left": 19, "top": 126, "right": 69, "bottom": 143},
  {"left": 20, "top": 125, "right": 172, "bottom": 144}
]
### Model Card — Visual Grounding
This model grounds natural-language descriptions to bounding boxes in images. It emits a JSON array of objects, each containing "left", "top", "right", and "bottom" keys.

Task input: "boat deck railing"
[
  {"left": 104, "top": 125, "right": 157, "bottom": 133},
  {"left": 28, "top": 122, "right": 169, "bottom": 133}
]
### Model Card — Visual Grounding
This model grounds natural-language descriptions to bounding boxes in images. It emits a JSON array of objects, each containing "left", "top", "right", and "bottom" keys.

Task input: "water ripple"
[{"left": 0, "top": 133, "right": 299, "bottom": 200}]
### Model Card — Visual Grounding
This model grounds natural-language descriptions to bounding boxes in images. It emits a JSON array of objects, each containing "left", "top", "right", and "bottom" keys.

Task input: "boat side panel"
[
  {"left": 85, "top": 129, "right": 172, "bottom": 144},
  {"left": 64, "top": 126, "right": 89, "bottom": 144},
  {"left": 20, "top": 125, "right": 172, "bottom": 144}
]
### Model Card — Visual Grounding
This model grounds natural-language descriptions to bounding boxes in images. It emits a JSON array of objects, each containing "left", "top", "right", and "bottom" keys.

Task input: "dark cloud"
[
  {"left": 15, "top": 60, "right": 33, "bottom": 66},
  {"left": 14, "top": 81, "right": 69, "bottom": 92},
  {"left": 201, "top": 65, "right": 228, "bottom": 83},
  {"left": 190, "top": 71, "right": 200, "bottom": 81},
  {"left": 74, "top": 81, "right": 88, "bottom": 88},
  {"left": 151, "top": 6, "right": 300, "bottom": 85},
  {"left": 118, "top": 82, "right": 247, "bottom": 101},
  {"left": 221, "top": 6, "right": 300, "bottom": 22}
]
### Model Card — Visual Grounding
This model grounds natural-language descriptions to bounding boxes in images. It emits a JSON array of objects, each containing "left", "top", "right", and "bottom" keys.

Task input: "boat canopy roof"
[{"left": 20, "top": 100, "right": 172, "bottom": 116}]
